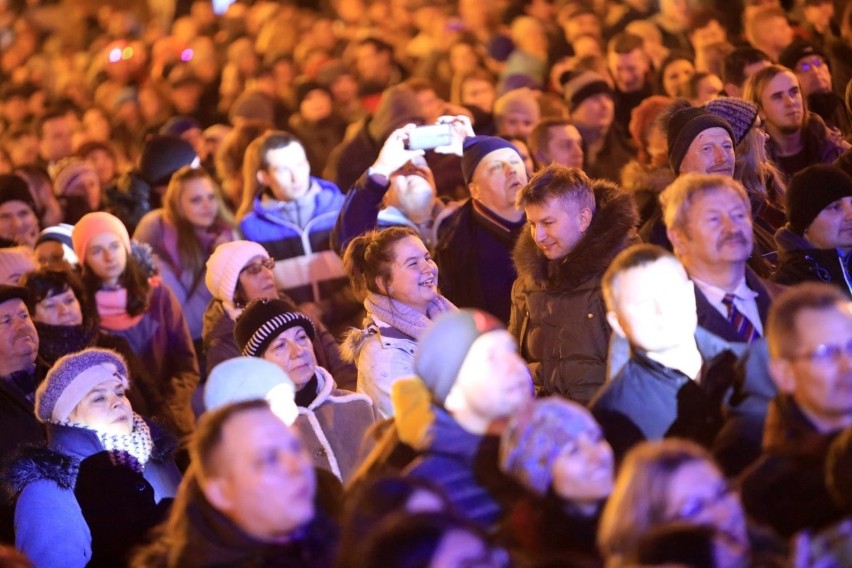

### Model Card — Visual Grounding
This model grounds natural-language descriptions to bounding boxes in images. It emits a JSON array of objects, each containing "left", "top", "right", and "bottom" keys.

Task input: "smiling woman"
[{"left": 341, "top": 227, "right": 457, "bottom": 417}]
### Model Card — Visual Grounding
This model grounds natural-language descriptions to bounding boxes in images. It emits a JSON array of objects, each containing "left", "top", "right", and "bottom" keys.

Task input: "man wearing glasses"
[
  {"left": 780, "top": 40, "right": 851, "bottom": 137},
  {"left": 740, "top": 282, "right": 852, "bottom": 538}
]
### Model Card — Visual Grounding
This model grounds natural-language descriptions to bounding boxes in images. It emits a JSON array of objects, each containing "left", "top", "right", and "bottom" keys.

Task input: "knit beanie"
[
  {"left": 138, "top": 135, "right": 197, "bottom": 187},
  {"left": 779, "top": 40, "right": 826, "bottom": 74},
  {"left": 414, "top": 309, "right": 503, "bottom": 405},
  {"left": 205, "top": 240, "right": 270, "bottom": 305},
  {"left": 234, "top": 298, "right": 316, "bottom": 357},
  {"left": 703, "top": 97, "right": 758, "bottom": 147},
  {"left": 52, "top": 158, "right": 98, "bottom": 197},
  {"left": 0, "top": 174, "right": 36, "bottom": 213},
  {"left": 500, "top": 397, "right": 603, "bottom": 495},
  {"left": 36, "top": 224, "right": 78, "bottom": 266},
  {"left": 667, "top": 107, "right": 734, "bottom": 174},
  {"left": 0, "top": 246, "right": 35, "bottom": 285},
  {"left": 295, "top": 80, "right": 331, "bottom": 108},
  {"left": 35, "top": 348, "right": 130, "bottom": 423},
  {"left": 229, "top": 90, "right": 276, "bottom": 126},
  {"left": 160, "top": 116, "right": 201, "bottom": 137},
  {"left": 461, "top": 136, "right": 521, "bottom": 186},
  {"left": 204, "top": 356, "right": 298, "bottom": 424},
  {"left": 72, "top": 212, "right": 131, "bottom": 265},
  {"left": 494, "top": 88, "right": 540, "bottom": 121},
  {"left": 561, "top": 71, "right": 613, "bottom": 113},
  {"left": 786, "top": 165, "right": 852, "bottom": 235}
]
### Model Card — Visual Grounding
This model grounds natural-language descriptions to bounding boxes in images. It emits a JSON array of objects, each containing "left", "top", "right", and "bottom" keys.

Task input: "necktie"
[{"left": 721, "top": 293, "right": 760, "bottom": 344}]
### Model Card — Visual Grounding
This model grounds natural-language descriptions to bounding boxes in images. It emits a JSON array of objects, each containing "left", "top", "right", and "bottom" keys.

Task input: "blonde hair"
[{"left": 659, "top": 173, "right": 750, "bottom": 234}]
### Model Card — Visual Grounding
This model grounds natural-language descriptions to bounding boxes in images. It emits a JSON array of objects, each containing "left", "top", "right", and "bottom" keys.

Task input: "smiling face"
[
  {"left": 469, "top": 147, "right": 528, "bottom": 219},
  {"left": 262, "top": 325, "right": 318, "bottom": 390},
  {"left": 679, "top": 127, "right": 735, "bottom": 177},
  {"left": 609, "top": 49, "right": 649, "bottom": 93},
  {"left": 525, "top": 194, "right": 592, "bottom": 260},
  {"left": 85, "top": 233, "right": 128, "bottom": 286},
  {"left": 68, "top": 372, "right": 133, "bottom": 436},
  {"left": 551, "top": 415, "right": 614, "bottom": 505},
  {"left": 381, "top": 235, "right": 439, "bottom": 314},
  {"left": 805, "top": 196, "right": 852, "bottom": 252}
]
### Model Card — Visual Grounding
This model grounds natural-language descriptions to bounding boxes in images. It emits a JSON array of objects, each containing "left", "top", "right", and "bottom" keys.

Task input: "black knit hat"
[
  {"left": 779, "top": 40, "right": 826, "bottom": 73},
  {"left": 667, "top": 107, "right": 734, "bottom": 174},
  {"left": 295, "top": 80, "right": 331, "bottom": 108},
  {"left": 0, "top": 174, "right": 36, "bottom": 212},
  {"left": 234, "top": 298, "right": 316, "bottom": 357},
  {"left": 561, "top": 70, "right": 613, "bottom": 114},
  {"left": 786, "top": 165, "right": 852, "bottom": 235},
  {"left": 461, "top": 136, "right": 521, "bottom": 186},
  {"left": 138, "top": 135, "right": 197, "bottom": 187}
]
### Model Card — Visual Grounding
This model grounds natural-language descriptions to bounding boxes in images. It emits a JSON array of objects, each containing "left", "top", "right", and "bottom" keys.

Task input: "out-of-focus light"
[
  {"left": 181, "top": 48, "right": 193, "bottom": 62},
  {"left": 108, "top": 48, "right": 122, "bottom": 63},
  {"left": 122, "top": 47, "right": 133, "bottom": 60}
]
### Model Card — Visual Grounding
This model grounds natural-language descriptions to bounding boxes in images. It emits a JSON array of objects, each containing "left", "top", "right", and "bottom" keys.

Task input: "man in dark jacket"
[
  {"left": 772, "top": 165, "right": 852, "bottom": 297},
  {"left": 509, "top": 164, "right": 638, "bottom": 403},
  {"left": 591, "top": 245, "right": 775, "bottom": 471},
  {"left": 739, "top": 282, "right": 852, "bottom": 538}
]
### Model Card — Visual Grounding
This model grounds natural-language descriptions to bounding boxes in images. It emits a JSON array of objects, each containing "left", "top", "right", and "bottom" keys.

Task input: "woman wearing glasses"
[
  {"left": 203, "top": 240, "right": 353, "bottom": 386},
  {"left": 133, "top": 166, "right": 237, "bottom": 371},
  {"left": 598, "top": 439, "right": 752, "bottom": 568},
  {"left": 73, "top": 212, "right": 200, "bottom": 437}
]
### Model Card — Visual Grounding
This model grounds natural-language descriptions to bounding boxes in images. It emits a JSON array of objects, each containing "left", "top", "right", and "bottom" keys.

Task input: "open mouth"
[{"left": 419, "top": 277, "right": 436, "bottom": 288}]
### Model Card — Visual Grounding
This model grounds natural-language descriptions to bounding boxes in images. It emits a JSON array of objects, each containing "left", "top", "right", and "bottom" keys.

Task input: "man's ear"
[
  {"left": 606, "top": 310, "right": 627, "bottom": 339},
  {"left": 579, "top": 206, "right": 593, "bottom": 233},
  {"left": 768, "top": 357, "right": 796, "bottom": 394},
  {"left": 200, "top": 477, "right": 233, "bottom": 513},
  {"left": 668, "top": 226, "right": 686, "bottom": 257},
  {"left": 467, "top": 182, "right": 479, "bottom": 201}
]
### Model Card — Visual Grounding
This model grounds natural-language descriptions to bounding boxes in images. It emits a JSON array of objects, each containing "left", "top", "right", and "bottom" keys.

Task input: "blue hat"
[{"left": 461, "top": 136, "right": 521, "bottom": 186}]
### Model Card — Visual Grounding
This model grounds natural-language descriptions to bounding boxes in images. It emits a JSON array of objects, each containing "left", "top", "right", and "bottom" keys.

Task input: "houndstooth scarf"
[{"left": 63, "top": 413, "right": 154, "bottom": 473}]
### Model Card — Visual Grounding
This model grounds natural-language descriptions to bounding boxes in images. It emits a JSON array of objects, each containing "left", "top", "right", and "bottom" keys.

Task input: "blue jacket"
[
  {"left": 5, "top": 422, "right": 180, "bottom": 567},
  {"left": 240, "top": 177, "right": 348, "bottom": 307}
]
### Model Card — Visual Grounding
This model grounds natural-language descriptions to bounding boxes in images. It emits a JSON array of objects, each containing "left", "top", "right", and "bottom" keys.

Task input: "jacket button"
[{"left": 587, "top": 313, "right": 593, "bottom": 319}]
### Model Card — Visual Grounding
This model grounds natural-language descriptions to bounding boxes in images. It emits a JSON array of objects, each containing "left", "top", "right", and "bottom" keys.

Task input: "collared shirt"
[{"left": 692, "top": 275, "right": 764, "bottom": 336}]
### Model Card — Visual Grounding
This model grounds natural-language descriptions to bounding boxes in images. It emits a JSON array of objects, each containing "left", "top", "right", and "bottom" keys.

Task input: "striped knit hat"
[
  {"left": 234, "top": 298, "right": 316, "bottom": 357},
  {"left": 561, "top": 70, "right": 613, "bottom": 113}
]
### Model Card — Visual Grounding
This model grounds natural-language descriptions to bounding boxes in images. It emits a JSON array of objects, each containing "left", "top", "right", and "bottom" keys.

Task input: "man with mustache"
[
  {"left": 772, "top": 165, "right": 852, "bottom": 297},
  {"left": 667, "top": 106, "right": 736, "bottom": 178},
  {"left": 0, "top": 285, "right": 49, "bottom": 541},
  {"left": 660, "top": 173, "right": 781, "bottom": 344}
]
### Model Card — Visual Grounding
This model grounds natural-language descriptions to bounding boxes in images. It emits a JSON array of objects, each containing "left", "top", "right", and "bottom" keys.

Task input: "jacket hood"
[
  {"left": 513, "top": 181, "right": 639, "bottom": 291},
  {"left": 774, "top": 224, "right": 812, "bottom": 254}
]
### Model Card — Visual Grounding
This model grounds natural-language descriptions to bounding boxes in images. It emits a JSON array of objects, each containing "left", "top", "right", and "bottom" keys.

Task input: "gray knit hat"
[
  {"left": 667, "top": 106, "right": 734, "bottom": 174},
  {"left": 500, "top": 397, "right": 604, "bottom": 495},
  {"left": 414, "top": 309, "right": 502, "bottom": 405},
  {"left": 36, "top": 348, "right": 129, "bottom": 423},
  {"left": 234, "top": 298, "right": 316, "bottom": 357}
]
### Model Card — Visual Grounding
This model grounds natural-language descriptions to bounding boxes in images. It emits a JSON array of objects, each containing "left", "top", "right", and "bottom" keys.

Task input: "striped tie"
[{"left": 721, "top": 293, "right": 760, "bottom": 344}]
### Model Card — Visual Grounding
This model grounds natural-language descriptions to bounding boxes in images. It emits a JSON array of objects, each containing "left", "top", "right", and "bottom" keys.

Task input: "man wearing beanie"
[
  {"left": 772, "top": 164, "right": 852, "bottom": 296},
  {"left": 493, "top": 87, "right": 541, "bottom": 140},
  {"left": 234, "top": 298, "right": 377, "bottom": 482},
  {"left": 511, "top": 163, "right": 638, "bottom": 403},
  {"left": 0, "top": 173, "right": 40, "bottom": 248},
  {"left": 562, "top": 70, "right": 635, "bottom": 182},
  {"left": 405, "top": 309, "right": 533, "bottom": 529},
  {"left": 433, "top": 134, "right": 528, "bottom": 324},
  {"left": 666, "top": 104, "right": 736, "bottom": 177}
]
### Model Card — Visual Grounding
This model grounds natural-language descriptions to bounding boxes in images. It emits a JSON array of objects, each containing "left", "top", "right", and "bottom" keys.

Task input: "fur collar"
[{"left": 513, "top": 181, "right": 639, "bottom": 291}]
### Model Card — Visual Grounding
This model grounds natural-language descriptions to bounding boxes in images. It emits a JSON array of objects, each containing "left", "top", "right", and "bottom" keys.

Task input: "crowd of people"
[{"left": 0, "top": 0, "right": 851, "bottom": 565}]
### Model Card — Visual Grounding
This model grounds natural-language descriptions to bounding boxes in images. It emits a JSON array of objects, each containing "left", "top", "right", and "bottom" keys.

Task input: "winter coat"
[
  {"left": 591, "top": 328, "right": 774, "bottom": 466},
  {"left": 739, "top": 395, "right": 846, "bottom": 538},
  {"left": 434, "top": 199, "right": 526, "bottom": 324},
  {"left": 771, "top": 226, "right": 852, "bottom": 297},
  {"left": 330, "top": 171, "right": 458, "bottom": 254},
  {"left": 294, "top": 367, "right": 378, "bottom": 482},
  {"left": 3, "top": 422, "right": 179, "bottom": 567},
  {"left": 133, "top": 210, "right": 236, "bottom": 340},
  {"left": 766, "top": 112, "right": 849, "bottom": 181},
  {"left": 239, "top": 178, "right": 362, "bottom": 333},
  {"left": 340, "top": 316, "right": 417, "bottom": 418},
  {"left": 104, "top": 283, "right": 199, "bottom": 437},
  {"left": 130, "top": 469, "right": 337, "bottom": 568},
  {"left": 200, "top": 298, "right": 356, "bottom": 391},
  {"left": 404, "top": 405, "right": 522, "bottom": 530},
  {"left": 509, "top": 183, "right": 639, "bottom": 403}
]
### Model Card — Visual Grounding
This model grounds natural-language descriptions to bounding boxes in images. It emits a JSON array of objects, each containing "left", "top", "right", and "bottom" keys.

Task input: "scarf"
[
  {"left": 364, "top": 292, "right": 456, "bottom": 340},
  {"left": 95, "top": 288, "right": 144, "bottom": 330},
  {"left": 62, "top": 412, "right": 154, "bottom": 473},
  {"left": 35, "top": 321, "right": 100, "bottom": 365}
]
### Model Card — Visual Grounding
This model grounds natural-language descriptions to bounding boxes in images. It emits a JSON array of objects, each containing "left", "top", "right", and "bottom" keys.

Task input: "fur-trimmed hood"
[
  {"left": 619, "top": 160, "right": 674, "bottom": 196},
  {"left": 513, "top": 181, "right": 639, "bottom": 291}
]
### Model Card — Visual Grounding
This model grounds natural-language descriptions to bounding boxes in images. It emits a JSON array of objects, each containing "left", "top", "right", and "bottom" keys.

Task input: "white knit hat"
[
  {"left": 205, "top": 240, "right": 270, "bottom": 309},
  {"left": 204, "top": 356, "right": 297, "bottom": 425}
]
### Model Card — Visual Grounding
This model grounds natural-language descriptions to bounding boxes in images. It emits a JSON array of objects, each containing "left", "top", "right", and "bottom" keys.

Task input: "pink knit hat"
[
  {"left": 205, "top": 240, "right": 270, "bottom": 307},
  {"left": 71, "top": 212, "right": 132, "bottom": 265}
]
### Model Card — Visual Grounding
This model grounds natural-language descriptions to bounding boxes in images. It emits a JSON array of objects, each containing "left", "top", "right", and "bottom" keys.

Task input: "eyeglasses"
[
  {"left": 241, "top": 257, "right": 275, "bottom": 276},
  {"left": 788, "top": 338, "right": 852, "bottom": 365},
  {"left": 672, "top": 480, "right": 736, "bottom": 522},
  {"left": 798, "top": 58, "right": 826, "bottom": 73}
]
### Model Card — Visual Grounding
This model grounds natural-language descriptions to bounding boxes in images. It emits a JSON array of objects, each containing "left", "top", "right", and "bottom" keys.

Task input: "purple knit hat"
[{"left": 35, "top": 348, "right": 129, "bottom": 423}]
